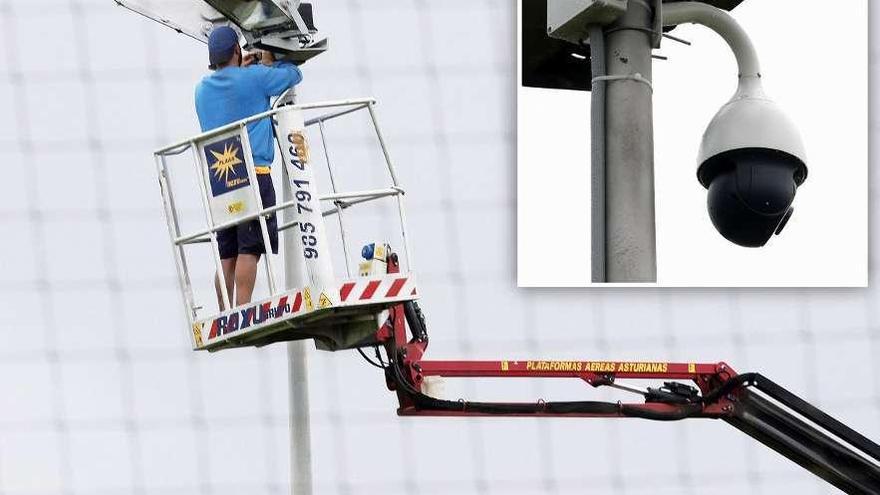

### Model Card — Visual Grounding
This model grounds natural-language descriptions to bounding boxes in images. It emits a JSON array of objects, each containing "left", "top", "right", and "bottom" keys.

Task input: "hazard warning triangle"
[
  {"left": 318, "top": 292, "right": 333, "bottom": 309},
  {"left": 303, "top": 287, "right": 313, "bottom": 311}
]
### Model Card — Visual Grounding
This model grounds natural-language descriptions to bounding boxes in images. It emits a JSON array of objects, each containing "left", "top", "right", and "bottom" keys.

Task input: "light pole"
[
  {"left": 594, "top": 0, "right": 658, "bottom": 282},
  {"left": 114, "top": 2, "right": 327, "bottom": 492}
]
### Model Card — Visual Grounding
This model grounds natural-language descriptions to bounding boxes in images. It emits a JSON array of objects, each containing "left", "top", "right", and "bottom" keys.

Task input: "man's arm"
[{"left": 255, "top": 55, "right": 303, "bottom": 97}]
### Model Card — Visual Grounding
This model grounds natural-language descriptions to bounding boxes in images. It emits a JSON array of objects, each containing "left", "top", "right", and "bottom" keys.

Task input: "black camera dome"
[{"left": 699, "top": 148, "right": 807, "bottom": 247}]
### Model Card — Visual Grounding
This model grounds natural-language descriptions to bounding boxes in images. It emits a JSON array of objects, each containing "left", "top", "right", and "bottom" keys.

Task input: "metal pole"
[
  {"left": 602, "top": 0, "right": 657, "bottom": 282},
  {"left": 286, "top": 339, "right": 312, "bottom": 495},
  {"left": 278, "top": 88, "right": 314, "bottom": 495},
  {"left": 589, "top": 25, "right": 607, "bottom": 283}
]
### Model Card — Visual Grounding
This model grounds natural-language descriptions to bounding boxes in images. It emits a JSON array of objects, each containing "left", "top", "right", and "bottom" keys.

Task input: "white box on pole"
[{"left": 547, "top": 0, "right": 628, "bottom": 44}]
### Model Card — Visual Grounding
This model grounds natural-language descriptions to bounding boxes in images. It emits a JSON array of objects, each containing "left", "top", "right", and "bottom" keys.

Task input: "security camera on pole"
[{"left": 543, "top": 0, "right": 808, "bottom": 283}]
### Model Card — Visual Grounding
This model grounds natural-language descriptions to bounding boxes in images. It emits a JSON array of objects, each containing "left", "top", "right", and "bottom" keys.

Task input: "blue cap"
[{"left": 208, "top": 26, "right": 239, "bottom": 68}]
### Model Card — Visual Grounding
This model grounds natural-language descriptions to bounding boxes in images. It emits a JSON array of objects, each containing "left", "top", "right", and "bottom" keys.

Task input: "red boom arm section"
[
  {"left": 405, "top": 359, "right": 734, "bottom": 418},
  {"left": 374, "top": 252, "right": 736, "bottom": 420},
  {"left": 366, "top": 250, "right": 880, "bottom": 494}
]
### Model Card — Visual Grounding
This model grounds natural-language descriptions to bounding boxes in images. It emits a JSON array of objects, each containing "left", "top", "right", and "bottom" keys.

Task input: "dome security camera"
[
  {"left": 697, "top": 79, "right": 808, "bottom": 247},
  {"left": 661, "top": 2, "right": 808, "bottom": 248}
]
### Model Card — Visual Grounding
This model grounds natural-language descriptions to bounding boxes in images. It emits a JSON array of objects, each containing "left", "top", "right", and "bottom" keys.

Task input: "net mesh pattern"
[{"left": 0, "top": 1, "right": 876, "bottom": 494}]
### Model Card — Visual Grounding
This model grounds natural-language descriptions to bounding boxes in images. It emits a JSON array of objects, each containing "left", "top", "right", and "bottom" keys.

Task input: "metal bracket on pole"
[{"left": 652, "top": 0, "right": 663, "bottom": 48}]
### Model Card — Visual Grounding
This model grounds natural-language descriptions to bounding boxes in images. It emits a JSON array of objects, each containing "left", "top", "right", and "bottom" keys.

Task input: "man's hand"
[
  {"left": 260, "top": 50, "right": 275, "bottom": 66},
  {"left": 242, "top": 50, "right": 261, "bottom": 67}
]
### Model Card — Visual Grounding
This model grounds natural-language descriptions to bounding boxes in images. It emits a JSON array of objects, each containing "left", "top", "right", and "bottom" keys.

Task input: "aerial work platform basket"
[{"left": 153, "top": 97, "right": 418, "bottom": 352}]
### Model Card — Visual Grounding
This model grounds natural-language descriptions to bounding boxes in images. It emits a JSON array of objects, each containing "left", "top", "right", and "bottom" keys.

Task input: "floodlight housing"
[
  {"left": 205, "top": 0, "right": 300, "bottom": 33},
  {"left": 203, "top": 0, "right": 327, "bottom": 64},
  {"left": 115, "top": 0, "right": 328, "bottom": 65}
]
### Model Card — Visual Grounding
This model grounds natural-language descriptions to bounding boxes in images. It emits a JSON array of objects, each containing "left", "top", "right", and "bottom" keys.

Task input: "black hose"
[
  {"left": 388, "top": 348, "right": 700, "bottom": 420},
  {"left": 403, "top": 301, "right": 428, "bottom": 343},
  {"left": 621, "top": 403, "right": 703, "bottom": 421},
  {"left": 383, "top": 302, "right": 701, "bottom": 420},
  {"left": 357, "top": 346, "right": 386, "bottom": 369}
]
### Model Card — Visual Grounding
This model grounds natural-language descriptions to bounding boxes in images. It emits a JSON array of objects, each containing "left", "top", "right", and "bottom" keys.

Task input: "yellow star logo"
[{"left": 209, "top": 143, "right": 243, "bottom": 183}]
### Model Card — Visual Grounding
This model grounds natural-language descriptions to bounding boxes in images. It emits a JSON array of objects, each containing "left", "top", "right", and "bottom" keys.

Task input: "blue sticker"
[{"left": 204, "top": 136, "right": 250, "bottom": 197}]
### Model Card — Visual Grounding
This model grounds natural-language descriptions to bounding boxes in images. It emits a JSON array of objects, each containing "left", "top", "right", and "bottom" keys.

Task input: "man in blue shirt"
[{"left": 195, "top": 26, "right": 303, "bottom": 308}]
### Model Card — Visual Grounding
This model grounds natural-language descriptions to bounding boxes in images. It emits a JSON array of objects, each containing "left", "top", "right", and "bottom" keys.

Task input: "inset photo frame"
[{"left": 517, "top": 0, "right": 868, "bottom": 287}]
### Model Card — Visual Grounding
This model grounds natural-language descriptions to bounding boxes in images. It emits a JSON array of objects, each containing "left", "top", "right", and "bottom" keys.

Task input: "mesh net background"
[{"left": 0, "top": 1, "right": 877, "bottom": 494}]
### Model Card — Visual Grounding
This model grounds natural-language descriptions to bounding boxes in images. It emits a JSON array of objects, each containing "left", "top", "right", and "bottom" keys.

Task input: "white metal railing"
[
  {"left": 154, "top": 98, "right": 413, "bottom": 328},
  {"left": 155, "top": 98, "right": 376, "bottom": 156}
]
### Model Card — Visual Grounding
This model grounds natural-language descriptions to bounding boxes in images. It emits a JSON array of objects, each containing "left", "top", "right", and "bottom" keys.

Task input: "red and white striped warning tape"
[
  {"left": 196, "top": 275, "right": 418, "bottom": 348},
  {"left": 338, "top": 276, "right": 417, "bottom": 303}
]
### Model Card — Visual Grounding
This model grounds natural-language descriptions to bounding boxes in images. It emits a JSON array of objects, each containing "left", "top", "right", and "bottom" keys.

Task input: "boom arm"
[{"left": 367, "top": 250, "right": 880, "bottom": 494}]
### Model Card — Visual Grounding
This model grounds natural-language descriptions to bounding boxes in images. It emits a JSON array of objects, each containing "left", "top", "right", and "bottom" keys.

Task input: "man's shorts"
[{"left": 217, "top": 173, "right": 279, "bottom": 260}]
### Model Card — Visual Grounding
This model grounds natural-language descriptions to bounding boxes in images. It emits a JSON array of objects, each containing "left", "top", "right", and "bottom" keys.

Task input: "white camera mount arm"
[
  {"left": 662, "top": 2, "right": 806, "bottom": 166},
  {"left": 662, "top": 1, "right": 761, "bottom": 95}
]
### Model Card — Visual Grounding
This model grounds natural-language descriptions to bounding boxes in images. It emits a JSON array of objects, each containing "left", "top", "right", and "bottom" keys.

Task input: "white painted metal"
[
  {"left": 152, "top": 99, "right": 416, "bottom": 349},
  {"left": 194, "top": 273, "right": 419, "bottom": 348},
  {"left": 547, "top": 0, "right": 629, "bottom": 43},
  {"left": 190, "top": 142, "right": 234, "bottom": 311},
  {"left": 287, "top": 339, "right": 312, "bottom": 495},
  {"left": 115, "top": 0, "right": 315, "bottom": 43},
  {"left": 274, "top": 107, "right": 336, "bottom": 303},
  {"left": 661, "top": 3, "right": 807, "bottom": 167},
  {"left": 156, "top": 154, "right": 199, "bottom": 346},
  {"left": 320, "top": 188, "right": 402, "bottom": 202},
  {"left": 662, "top": 2, "right": 760, "bottom": 79},
  {"left": 697, "top": 87, "right": 807, "bottom": 166},
  {"left": 171, "top": 188, "right": 400, "bottom": 246},
  {"left": 156, "top": 99, "right": 377, "bottom": 156},
  {"left": 366, "top": 103, "right": 414, "bottom": 271},
  {"left": 281, "top": 0, "right": 314, "bottom": 37},
  {"left": 196, "top": 130, "right": 260, "bottom": 226},
  {"left": 316, "top": 121, "right": 353, "bottom": 277},
  {"left": 114, "top": 0, "right": 221, "bottom": 43},
  {"left": 278, "top": 89, "right": 314, "bottom": 495}
]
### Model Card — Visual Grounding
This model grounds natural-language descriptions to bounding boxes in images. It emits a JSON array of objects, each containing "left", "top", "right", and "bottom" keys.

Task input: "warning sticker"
[
  {"left": 318, "top": 292, "right": 333, "bottom": 309},
  {"left": 303, "top": 287, "right": 313, "bottom": 311},
  {"left": 192, "top": 322, "right": 204, "bottom": 347},
  {"left": 226, "top": 201, "right": 245, "bottom": 214}
]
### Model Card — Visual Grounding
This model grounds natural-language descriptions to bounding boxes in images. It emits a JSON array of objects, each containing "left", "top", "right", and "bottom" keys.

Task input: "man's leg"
[
  {"left": 215, "top": 225, "right": 238, "bottom": 310},
  {"left": 215, "top": 258, "right": 236, "bottom": 309},
  {"left": 233, "top": 174, "right": 278, "bottom": 306},
  {"left": 234, "top": 253, "right": 260, "bottom": 305}
]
